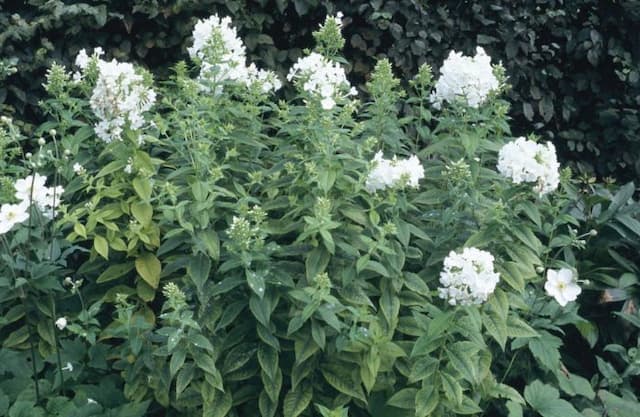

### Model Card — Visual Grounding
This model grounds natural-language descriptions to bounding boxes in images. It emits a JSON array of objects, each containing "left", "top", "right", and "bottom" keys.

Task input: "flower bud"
[
  {"left": 55, "top": 317, "right": 67, "bottom": 330},
  {"left": 37, "top": 137, "right": 46, "bottom": 146}
]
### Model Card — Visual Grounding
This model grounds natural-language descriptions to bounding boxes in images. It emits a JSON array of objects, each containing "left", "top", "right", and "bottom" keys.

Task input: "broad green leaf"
[
  {"left": 202, "top": 382, "right": 232, "bottom": 417},
  {"left": 386, "top": 388, "right": 417, "bottom": 409},
  {"left": 557, "top": 372, "right": 595, "bottom": 400},
  {"left": 415, "top": 386, "right": 438, "bottom": 417},
  {"left": 441, "top": 371, "right": 463, "bottom": 405},
  {"left": 598, "top": 389, "right": 639, "bottom": 417},
  {"left": 524, "top": 380, "right": 582, "bottom": 417},
  {"left": 306, "top": 247, "right": 330, "bottom": 280},
  {"left": 447, "top": 342, "right": 479, "bottom": 384},
  {"left": 258, "top": 344, "right": 279, "bottom": 380},
  {"left": 96, "top": 262, "right": 134, "bottom": 283},
  {"left": 506, "top": 316, "right": 539, "bottom": 338},
  {"left": 136, "top": 252, "right": 161, "bottom": 289},
  {"left": 259, "top": 390, "right": 278, "bottom": 417},
  {"left": 528, "top": 332, "right": 561, "bottom": 371},
  {"left": 188, "top": 253, "right": 211, "bottom": 293},
  {"left": 197, "top": 229, "right": 220, "bottom": 260},
  {"left": 132, "top": 176, "right": 152, "bottom": 201},
  {"left": 321, "top": 367, "right": 366, "bottom": 403},
  {"left": 131, "top": 201, "right": 153, "bottom": 226},
  {"left": 283, "top": 384, "right": 313, "bottom": 417},
  {"left": 506, "top": 400, "right": 523, "bottom": 417},
  {"left": 451, "top": 395, "right": 483, "bottom": 414},
  {"left": 94, "top": 235, "right": 109, "bottom": 259}
]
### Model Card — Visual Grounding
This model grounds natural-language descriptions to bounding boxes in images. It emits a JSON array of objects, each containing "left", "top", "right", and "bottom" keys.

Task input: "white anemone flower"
[
  {"left": 0, "top": 202, "right": 30, "bottom": 234},
  {"left": 544, "top": 268, "right": 582, "bottom": 307}
]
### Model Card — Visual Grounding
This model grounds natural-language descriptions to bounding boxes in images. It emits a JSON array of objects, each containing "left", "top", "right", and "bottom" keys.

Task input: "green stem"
[{"left": 50, "top": 295, "right": 65, "bottom": 394}]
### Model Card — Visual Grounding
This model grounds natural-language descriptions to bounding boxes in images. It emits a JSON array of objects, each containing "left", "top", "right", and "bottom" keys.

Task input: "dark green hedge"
[{"left": 2, "top": 0, "right": 639, "bottom": 179}]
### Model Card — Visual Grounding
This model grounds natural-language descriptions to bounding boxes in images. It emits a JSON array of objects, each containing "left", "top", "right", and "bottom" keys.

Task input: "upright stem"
[{"left": 50, "top": 295, "right": 65, "bottom": 394}]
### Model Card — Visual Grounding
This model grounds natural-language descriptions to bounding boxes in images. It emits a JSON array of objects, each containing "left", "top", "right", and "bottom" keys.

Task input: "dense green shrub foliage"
[
  {"left": 2, "top": 12, "right": 640, "bottom": 417},
  {"left": 1, "top": 1, "right": 640, "bottom": 179}
]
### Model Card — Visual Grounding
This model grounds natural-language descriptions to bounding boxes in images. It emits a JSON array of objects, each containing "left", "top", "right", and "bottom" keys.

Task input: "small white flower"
[
  {"left": 544, "top": 268, "right": 581, "bottom": 307},
  {"left": 62, "top": 362, "right": 74, "bottom": 372},
  {"left": 37, "top": 137, "right": 46, "bottom": 146},
  {"left": 55, "top": 317, "right": 67, "bottom": 330},
  {"left": 73, "top": 162, "right": 85, "bottom": 175},
  {"left": 87, "top": 398, "right": 98, "bottom": 405}
]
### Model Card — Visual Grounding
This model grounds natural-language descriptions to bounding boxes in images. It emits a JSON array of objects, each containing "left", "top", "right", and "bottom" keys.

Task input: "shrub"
[{"left": 1, "top": 11, "right": 638, "bottom": 417}]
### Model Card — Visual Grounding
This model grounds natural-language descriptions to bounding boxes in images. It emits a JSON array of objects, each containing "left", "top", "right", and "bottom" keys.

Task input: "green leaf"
[
  {"left": 258, "top": 344, "right": 279, "bottom": 380},
  {"left": 524, "top": 380, "right": 582, "bottom": 417},
  {"left": 321, "top": 366, "right": 366, "bottom": 403},
  {"left": 447, "top": 342, "right": 479, "bottom": 384},
  {"left": 259, "top": 390, "right": 278, "bottom": 417},
  {"left": 136, "top": 252, "right": 161, "bottom": 289},
  {"left": 188, "top": 253, "right": 211, "bottom": 293},
  {"left": 387, "top": 388, "right": 417, "bottom": 409},
  {"left": 96, "top": 262, "right": 134, "bottom": 283},
  {"left": 600, "top": 182, "right": 634, "bottom": 223},
  {"left": 506, "top": 316, "right": 539, "bottom": 338},
  {"left": 598, "top": 390, "right": 640, "bottom": 417},
  {"left": 441, "top": 371, "right": 463, "bottom": 405},
  {"left": 197, "top": 229, "right": 220, "bottom": 260},
  {"left": 132, "top": 176, "right": 152, "bottom": 201},
  {"left": 202, "top": 382, "right": 232, "bottom": 417},
  {"left": 131, "top": 201, "right": 153, "bottom": 226},
  {"left": 506, "top": 400, "right": 523, "bottom": 417},
  {"left": 528, "top": 332, "right": 561, "bottom": 371},
  {"left": 306, "top": 247, "right": 330, "bottom": 281},
  {"left": 557, "top": 372, "right": 595, "bottom": 400},
  {"left": 451, "top": 395, "right": 483, "bottom": 414},
  {"left": 283, "top": 384, "right": 313, "bottom": 417},
  {"left": 415, "top": 386, "right": 438, "bottom": 417},
  {"left": 94, "top": 235, "right": 109, "bottom": 260}
]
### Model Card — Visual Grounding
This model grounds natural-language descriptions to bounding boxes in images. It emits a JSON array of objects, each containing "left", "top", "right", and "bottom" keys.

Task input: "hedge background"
[{"left": 1, "top": 0, "right": 639, "bottom": 180}]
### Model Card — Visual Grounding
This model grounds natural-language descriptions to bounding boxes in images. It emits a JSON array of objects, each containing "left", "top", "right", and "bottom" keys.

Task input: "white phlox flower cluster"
[
  {"left": 14, "top": 173, "right": 64, "bottom": 219},
  {"left": 365, "top": 151, "right": 425, "bottom": 193},
  {"left": 497, "top": 137, "right": 560, "bottom": 195},
  {"left": 287, "top": 52, "right": 356, "bottom": 110},
  {"left": 438, "top": 247, "right": 500, "bottom": 306},
  {"left": 188, "top": 15, "right": 281, "bottom": 93},
  {"left": 430, "top": 47, "right": 499, "bottom": 109},
  {"left": 74, "top": 48, "right": 156, "bottom": 143}
]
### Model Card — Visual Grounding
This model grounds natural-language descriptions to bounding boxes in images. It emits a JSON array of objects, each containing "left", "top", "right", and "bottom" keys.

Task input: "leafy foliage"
[
  {"left": 1, "top": 10, "right": 640, "bottom": 417},
  {"left": 2, "top": 1, "right": 639, "bottom": 179}
]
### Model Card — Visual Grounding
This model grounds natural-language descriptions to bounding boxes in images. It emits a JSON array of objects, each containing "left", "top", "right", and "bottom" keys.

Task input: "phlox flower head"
[
  {"left": 497, "top": 137, "right": 560, "bottom": 195},
  {"left": 188, "top": 15, "right": 281, "bottom": 94},
  {"left": 287, "top": 52, "right": 355, "bottom": 110},
  {"left": 430, "top": 47, "right": 499, "bottom": 109},
  {"left": 544, "top": 268, "right": 581, "bottom": 307},
  {"left": 365, "top": 151, "right": 425, "bottom": 192},
  {"left": 87, "top": 57, "right": 156, "bottom": 143},
  {"left": 438, "top": 247, "right": 500, "bottom": 306}
]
